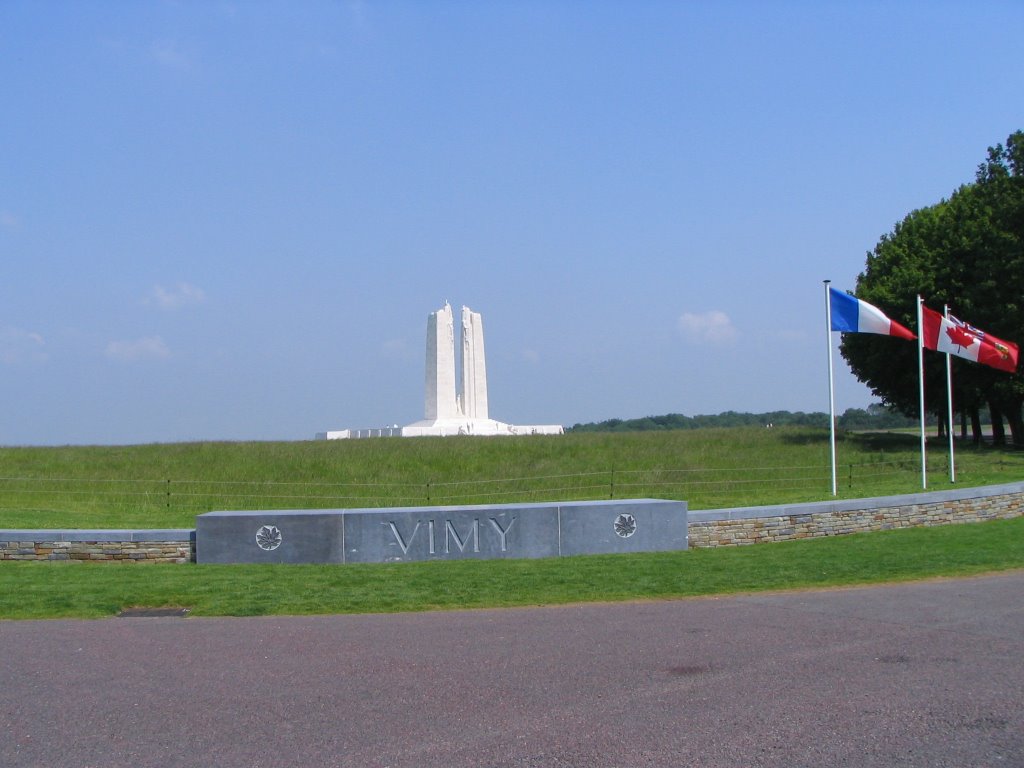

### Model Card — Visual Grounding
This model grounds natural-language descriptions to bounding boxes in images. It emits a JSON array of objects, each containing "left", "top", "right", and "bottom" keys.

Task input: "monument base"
[
  {"left": 317, "top": 419, "right": 563, "bottom": 439},
  {"left": 400, "top": 418, "right": 564, "bottom": 437}
]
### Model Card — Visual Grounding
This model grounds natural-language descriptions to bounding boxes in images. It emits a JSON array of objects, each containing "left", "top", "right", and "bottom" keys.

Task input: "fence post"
[
  {"left": 848, "top": 464, "right": 853, "bottom": 489},
  {"left": 426, "top": 481, "right": 431, "bottom": 504},
  {"left": 610, "top": 469, "right": 614, "bottom": 500},
  {"left": 166, "top": 478, "right": 171, "bottom": 510}
]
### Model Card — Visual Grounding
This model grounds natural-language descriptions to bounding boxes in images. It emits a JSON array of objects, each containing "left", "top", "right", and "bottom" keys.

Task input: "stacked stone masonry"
[
  {"left": 0, "top": 532, "right": 194, "bottom": 564},
  {"left": 688, "top": 482, "right": 1024, "bottom": 548}
]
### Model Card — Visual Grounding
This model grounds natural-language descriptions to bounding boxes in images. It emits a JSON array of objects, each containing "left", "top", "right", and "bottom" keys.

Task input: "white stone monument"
[
  {"left": 318, "top": 302, "right": 563, "bottom": 439},
  {"left": 460, "top": 306, "right": 488, "bottom": 420}
]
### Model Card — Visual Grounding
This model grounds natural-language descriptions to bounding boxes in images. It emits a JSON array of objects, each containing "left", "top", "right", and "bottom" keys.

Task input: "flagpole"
[
  {"left": 944, "top": 304, "right": 956, "bottom": 483},
  {"left": 825, "top": 280, "right": 837, "bottom": 496},
  {"left": 917, "top": 295, "right": 927, "bottom": 489}
]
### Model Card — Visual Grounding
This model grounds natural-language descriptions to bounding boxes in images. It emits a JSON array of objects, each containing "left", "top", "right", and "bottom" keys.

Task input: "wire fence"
[{"left": 0, "top": 456, "right": 959, "bottom": 520}]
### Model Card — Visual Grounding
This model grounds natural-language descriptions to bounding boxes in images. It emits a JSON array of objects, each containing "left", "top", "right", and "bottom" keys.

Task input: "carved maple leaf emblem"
[
  {"left": 256, "top": 525, "right": 282, "bottom": 551},
  {"left": 614, "top": 513, "right": 637, "bottom": 538},
  {"left": 945, "top": 323, "right": 977, "bottom": 349}
]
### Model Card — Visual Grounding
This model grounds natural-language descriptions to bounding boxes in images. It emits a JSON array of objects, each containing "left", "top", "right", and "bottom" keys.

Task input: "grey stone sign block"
[
  {"left": 195, "top": 499, "right": 687, "bottom": 565},
  {"left": 196, "top": 510, "right": 344, "bottom": 564},
  {"left": 344, "top": 504, "right": 560, "bottom": 563},
  {"left": 557, "top": 499, "right": 688, "bottom": 556}
]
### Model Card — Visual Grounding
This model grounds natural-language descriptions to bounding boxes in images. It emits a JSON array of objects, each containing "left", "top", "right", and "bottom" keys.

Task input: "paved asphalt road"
[{"left": 2, "top": 572, "right": 1022, "bottom": 768}]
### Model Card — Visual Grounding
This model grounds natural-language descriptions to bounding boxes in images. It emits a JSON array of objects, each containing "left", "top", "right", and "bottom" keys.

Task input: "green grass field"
[
  {"left": 2, "top": 427, "right": 1022, "bottom": 620},
  {"left": 2, "top": 427, "right": 1022, "bottom": 529},
  {"left": 2, "top": 517, "right": 1022, "bottom": 620}
]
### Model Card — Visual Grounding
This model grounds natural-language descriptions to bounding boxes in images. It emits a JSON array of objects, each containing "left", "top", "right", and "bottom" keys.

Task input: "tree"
[{"left": 840, "top": 131, "right": 1024, "bottom": 444}]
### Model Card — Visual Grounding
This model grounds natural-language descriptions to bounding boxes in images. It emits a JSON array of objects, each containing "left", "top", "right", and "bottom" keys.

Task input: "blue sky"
[{"left": 2, "top": 1, "right": 1021, "bottom": 445}]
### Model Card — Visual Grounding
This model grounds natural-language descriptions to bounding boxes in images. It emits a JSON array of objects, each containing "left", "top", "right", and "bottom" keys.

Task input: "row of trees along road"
[{"left": 841, "top": 131, "right": 1024, "bottom": 445}]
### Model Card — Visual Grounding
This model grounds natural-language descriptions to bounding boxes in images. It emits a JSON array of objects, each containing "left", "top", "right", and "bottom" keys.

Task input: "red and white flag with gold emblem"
[{"left": 921, "top": 305, "right": 1019, "bottom": 373}]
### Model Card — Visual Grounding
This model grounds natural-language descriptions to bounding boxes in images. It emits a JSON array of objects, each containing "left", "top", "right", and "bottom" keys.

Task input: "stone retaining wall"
[
  {"left": 688, "top": 481, "right": 1024, "bottom": 547},
  {"left": 3, "top": 481, "right": 1023, "bottom": 562},
  {"left": 0, "top": 530, "right": 194, "bottom": 563}
]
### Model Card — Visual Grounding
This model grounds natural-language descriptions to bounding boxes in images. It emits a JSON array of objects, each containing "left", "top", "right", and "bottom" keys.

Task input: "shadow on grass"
[
  {"left": 848, "top": 431, "right": 1024, "bottom": 454},
  {"left": 778, "top": 430, "right": 832, "bottom": 445},
  {"left": 845, "top": 432, "right": 920, "bottom": 450}
]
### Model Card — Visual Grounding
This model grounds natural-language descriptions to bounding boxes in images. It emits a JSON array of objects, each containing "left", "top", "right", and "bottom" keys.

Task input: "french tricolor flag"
[{"left": 828, "top": 287, "right": 915, "bottom": 340}]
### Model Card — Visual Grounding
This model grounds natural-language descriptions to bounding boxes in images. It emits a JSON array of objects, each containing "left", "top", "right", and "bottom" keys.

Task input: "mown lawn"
[
  {"left": 2, "top": 517, "right": 1022, "bottom": 620},
  {"left": 2, "top": 427, "right": 1022, "bottom": 528},
  {"left": 2, "top": 427, "right": 1021, "bottom": 620}
]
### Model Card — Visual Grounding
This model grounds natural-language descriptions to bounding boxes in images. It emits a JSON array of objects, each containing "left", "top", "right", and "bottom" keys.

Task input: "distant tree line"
[{"left": 568, "top": 404, "right": 919, "bottom": 433}]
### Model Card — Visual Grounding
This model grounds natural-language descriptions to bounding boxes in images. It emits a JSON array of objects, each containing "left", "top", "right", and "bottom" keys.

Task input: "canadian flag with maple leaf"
[{"left": 921, "top": 305, "right": 1019, "bottom": 373}]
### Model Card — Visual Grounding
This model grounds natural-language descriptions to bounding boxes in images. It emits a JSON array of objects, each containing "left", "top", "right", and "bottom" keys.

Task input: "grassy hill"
[
  {"left": 2, "top": 426, "right": 1023, "bottom": 620},
  {"left": 1, "top": 426, "right": 1022, "bottom": 529}
]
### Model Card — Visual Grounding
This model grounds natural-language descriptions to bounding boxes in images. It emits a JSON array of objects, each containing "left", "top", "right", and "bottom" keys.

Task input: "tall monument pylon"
[
  {"left": 460, "top": 306, "right": 488, "bottom": 420},
  {"left": 424, "top": 303, "right": 490, "bottom": 422},
  {"left": 318, "top": 302, "right": 563, "bottom": 438},
  {"left": 424, "top": 302, "right": 460, "bottom": 420}
]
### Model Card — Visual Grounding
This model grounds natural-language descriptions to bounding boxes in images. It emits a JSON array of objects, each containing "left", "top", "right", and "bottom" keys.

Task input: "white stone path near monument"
[{"left": 319, "top": 303, "right": 563, "bottom": 439}]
